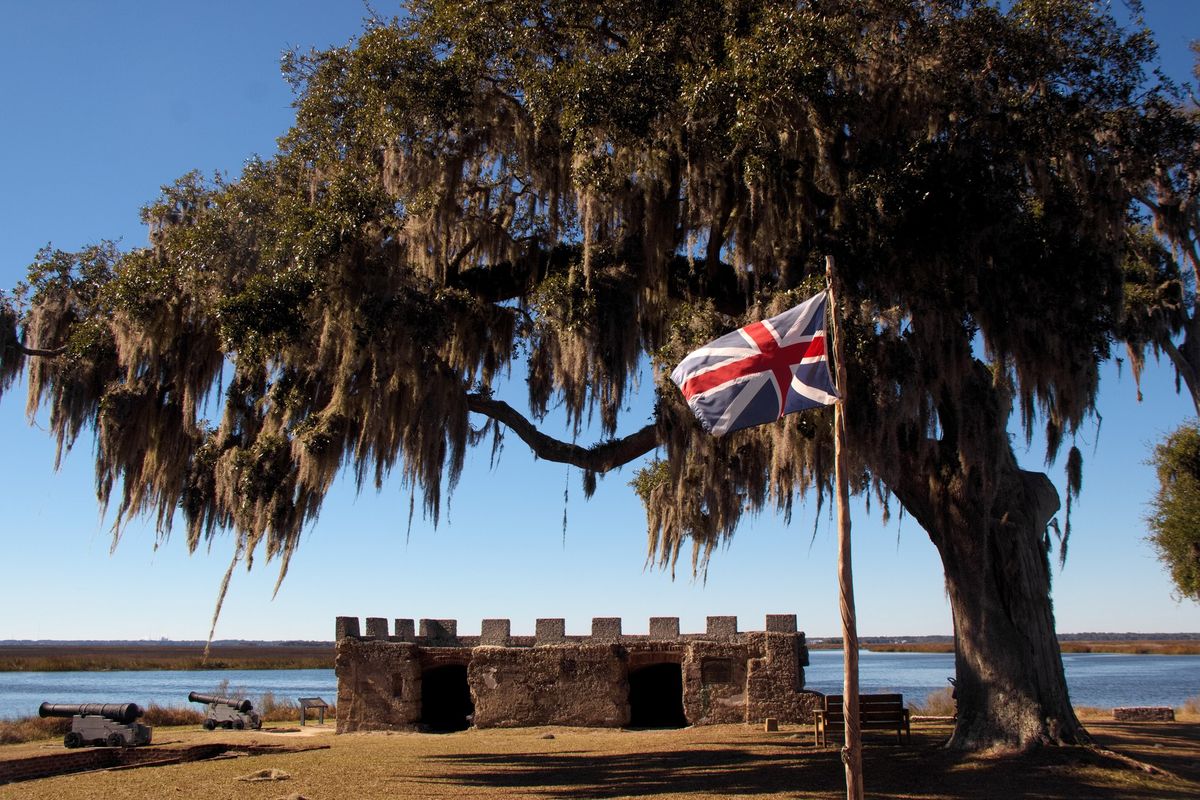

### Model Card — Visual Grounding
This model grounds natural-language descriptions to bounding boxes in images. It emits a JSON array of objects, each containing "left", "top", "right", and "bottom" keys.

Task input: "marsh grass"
[
  {"left": 141, "top": 703, "right": 204, "bottom": 727},
  {"left": 1074, "top": 706, "right": 1112, "bottom": 720},
  {"left": 0, "top": 716, "right": 69, "bottom": 746},
  {"left": 908, "top": 686, "right": 956, "bottom": 717},
  {"left": 0, "top": 643, "right": 332, "bottom": 672},
  {"left": 1067, "top": 696, "right": 1200, "bottom": 722},
  {"left": 1058, "top": 641, "right": 1200, "bottom": 655}
]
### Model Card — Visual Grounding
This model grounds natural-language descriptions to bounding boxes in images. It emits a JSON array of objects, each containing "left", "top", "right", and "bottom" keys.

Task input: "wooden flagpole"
[{"left": 826, "top": 254, "right": 863, "bottom": 800}]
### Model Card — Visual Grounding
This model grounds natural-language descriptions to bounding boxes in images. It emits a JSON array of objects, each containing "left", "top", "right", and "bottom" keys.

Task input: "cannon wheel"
[
  {"left": 63, "top": 731, "right": 82, "bottom": 748},
  {"left": 203, "top": 719, "right": 216, "bottom": 730},
  {"left": 234, "top": 719, "right": 244, "bottom": 730},
  {"left": 106, "top": 732, "right": 125, "bottom": 748}
]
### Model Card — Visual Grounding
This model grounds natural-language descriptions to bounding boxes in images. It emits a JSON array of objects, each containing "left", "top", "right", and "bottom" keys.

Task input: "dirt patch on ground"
[{"left": 0, "top": 720, "right": 1196, "bottom": 799}]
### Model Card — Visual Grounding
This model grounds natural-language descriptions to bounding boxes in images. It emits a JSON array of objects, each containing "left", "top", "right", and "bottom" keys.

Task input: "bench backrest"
[{"left": 823, "top": 694, "right": 905, "bottom": 716}]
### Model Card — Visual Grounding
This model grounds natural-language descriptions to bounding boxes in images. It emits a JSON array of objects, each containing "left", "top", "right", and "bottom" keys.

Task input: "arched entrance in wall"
[
  {"left": 628, "top": 662, "right": 687, "bottom": 728},
  {"left": 420, "top": 664, "right": 474, "bottom": 732}
]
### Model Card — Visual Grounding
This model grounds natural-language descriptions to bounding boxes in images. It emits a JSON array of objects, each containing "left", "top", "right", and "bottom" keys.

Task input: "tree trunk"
[
  {"left": 939, "top": 465, "right": 1085, "bottom": 750},
  {"left": 890, "top": 457, "right": 1087, "bottom": 750}
]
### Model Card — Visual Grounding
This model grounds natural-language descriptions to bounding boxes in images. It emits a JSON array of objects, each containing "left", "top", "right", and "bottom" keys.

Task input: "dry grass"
[
  {"left": 1074, "top": 706, "right": 1113, "bottom": 721},
  {"left": 0, "top": 717, "right": 68, "bottom": 746},
  {"left": 1058, "top": 641, "right": 1200, "bottom": 655},
  {"left": 2, "top": 720, "right": 1198, "bottom": 799},
  {"left": 139, "top": 703, "right": 204, "bottom": 727},
  {"left": 0, "top": 643, "right": 332, "bottom": 671},
  {"left": 1078, "top": 698, "right": 1200, "bottom": 723},
  {"left": 909, "top": 687, "right": 956, "bottom": 717},
  {"left": 254, "top": 691, "right": 333, "bottom": 723}
]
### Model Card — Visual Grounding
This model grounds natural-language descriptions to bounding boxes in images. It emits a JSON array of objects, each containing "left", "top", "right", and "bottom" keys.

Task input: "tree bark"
[{"left": 888, "top": 455, "right": 1087, "bottom": 750}]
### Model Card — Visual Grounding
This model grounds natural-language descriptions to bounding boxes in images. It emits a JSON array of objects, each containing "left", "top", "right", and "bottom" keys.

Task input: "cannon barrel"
[
  {"left": 187, "top": 692, "right": 253, "bottom": 713},
  {"left": 38, "top": 702, "right": 143, "bottom": 724}
]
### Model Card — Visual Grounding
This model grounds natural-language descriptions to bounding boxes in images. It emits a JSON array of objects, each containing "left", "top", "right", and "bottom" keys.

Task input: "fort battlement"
[
  {"left": 335, "top": 614, "right": 801, "bottom": 647},
  {"left": 334, "top": 613, "right": 818, "bottom": 733}
]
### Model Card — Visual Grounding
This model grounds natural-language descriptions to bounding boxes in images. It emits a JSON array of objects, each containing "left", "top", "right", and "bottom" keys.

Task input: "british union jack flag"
[{"left": 670, "top": 291, "right": 840, "bottom": 436}]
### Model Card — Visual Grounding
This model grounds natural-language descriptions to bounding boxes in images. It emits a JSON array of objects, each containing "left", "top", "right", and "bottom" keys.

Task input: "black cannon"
[
  {"left": 39, "top": 702, "right": 152, "bottom": 748},
  {"left": 39, "top": 702, "right": 143, "bottom": 724},
  {"left": 186, "top": 693, "right": 253, "bottom": 714},
  {"left": 188, "top": 691, "right": 261, "bottom": 730}
]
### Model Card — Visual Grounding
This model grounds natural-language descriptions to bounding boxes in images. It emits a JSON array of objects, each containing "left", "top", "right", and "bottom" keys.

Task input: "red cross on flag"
[{"left": 670, "top": 291, "right": 840, "bottom": 436}]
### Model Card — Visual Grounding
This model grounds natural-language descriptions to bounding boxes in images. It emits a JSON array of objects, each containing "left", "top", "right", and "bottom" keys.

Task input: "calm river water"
[{"left": 1, "top": 651, "right": 1196, "bottom": 720}]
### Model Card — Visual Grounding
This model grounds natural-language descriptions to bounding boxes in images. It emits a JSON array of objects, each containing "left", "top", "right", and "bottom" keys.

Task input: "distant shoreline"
[
  {"left": 809, "top": 639, "right": 1200, "bottom": 655},
  {"left": 1, "top": 634, "right": 1198, "bottom": 670},
  {"left": 0, "top": 642, "right": 333, "bottom": 672}
]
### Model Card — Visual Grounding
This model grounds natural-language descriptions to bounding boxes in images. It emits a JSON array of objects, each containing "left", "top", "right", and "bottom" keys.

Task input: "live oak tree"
[
  {"left": 1145, "top": 424, "right": 1200, "bottom": 600},
  {"left": 1, "top": 0, "right": 1192, "bottom": 751},
  {"left": 1117, "top": 42, "right": 1200, "bottom": 602},
  {"left": 1123, "top": 41, "right": 1200, "bottom": 407}
]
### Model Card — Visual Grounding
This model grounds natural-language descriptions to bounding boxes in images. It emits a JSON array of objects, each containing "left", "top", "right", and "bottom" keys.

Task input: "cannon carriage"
[
  {"left": 187, "top": 692, "right": 262, "bottom": 730},
  {"left": 39, "top": 702, "right": 152, "bottom": 748}
]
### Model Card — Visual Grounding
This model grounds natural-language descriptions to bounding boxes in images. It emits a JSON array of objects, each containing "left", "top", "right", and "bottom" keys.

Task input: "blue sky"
[{"left": 1, "top": 1, "right": 1198, "bottom": 642}]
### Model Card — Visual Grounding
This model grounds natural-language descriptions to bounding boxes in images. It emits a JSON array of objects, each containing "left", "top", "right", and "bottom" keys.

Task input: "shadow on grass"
[
  {"left": 416, "top": 730, "right": 1200, "bottom": 799},
  {"left": 422, "top": 746, "right": 839, "bottom": 797},
  {"left": 1091, "top": 722, "right": 1200, "bottom": 784}
]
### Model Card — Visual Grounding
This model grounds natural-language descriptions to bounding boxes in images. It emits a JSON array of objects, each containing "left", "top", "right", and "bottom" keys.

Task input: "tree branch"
[
  {"left": 8, "top": 341, "right": 66, "bottom": 358},
  {"left": 465, "top": 393, "right": 660, "bottom": 471},
  {"left": 1160, "top": 335, "right": 1200, "bottom": 411},
  {"left": 450, "top": 246, "right": 754, "bottom": 316}
]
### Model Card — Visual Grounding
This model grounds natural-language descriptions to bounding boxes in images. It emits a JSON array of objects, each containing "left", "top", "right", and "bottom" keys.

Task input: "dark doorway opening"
[
  {"left": 628, "top": 662, "right": 687, "bottom": 728},
  {"left": 420, "top": 665, "right": 474, "bottom": 732}
]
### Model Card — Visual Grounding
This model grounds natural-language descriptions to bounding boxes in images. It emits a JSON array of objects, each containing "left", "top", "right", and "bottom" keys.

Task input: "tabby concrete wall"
[
  {"left": 681, "top": 639, "right": 756, "bottom": 724},
  {"left": 334, "top": 640, "right": 423, "bottom": 732},
  {"left": 470, "top": 644, "right": 628, "bottom": 727},
  {"left": 747, "top": 630, "right": 814, "bottom": 723}
]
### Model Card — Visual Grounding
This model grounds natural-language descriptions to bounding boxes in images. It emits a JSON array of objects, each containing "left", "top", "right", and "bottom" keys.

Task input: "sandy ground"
[{"left": 2, "top": 720, "right": 1198, "bottom": 799}]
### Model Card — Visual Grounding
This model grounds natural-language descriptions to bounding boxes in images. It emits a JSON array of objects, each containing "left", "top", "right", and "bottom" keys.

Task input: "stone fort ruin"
[{"left": 335, "top": 614, "right": 822, "bottom": 732}]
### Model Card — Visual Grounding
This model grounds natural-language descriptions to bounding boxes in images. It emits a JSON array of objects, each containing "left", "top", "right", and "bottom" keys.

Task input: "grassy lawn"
[{"left": 2, "top": 719, "right": 1198, "bottom": 799}]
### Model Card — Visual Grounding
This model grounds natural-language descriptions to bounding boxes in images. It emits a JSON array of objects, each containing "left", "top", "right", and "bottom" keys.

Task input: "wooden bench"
[{"left": 813, "top": 693, "right": 910, "bottom": 746}]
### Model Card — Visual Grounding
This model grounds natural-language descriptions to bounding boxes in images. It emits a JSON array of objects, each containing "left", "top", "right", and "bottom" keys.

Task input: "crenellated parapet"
[{"left": 334, "top": 614, "right": 802, "bottom": 647}]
